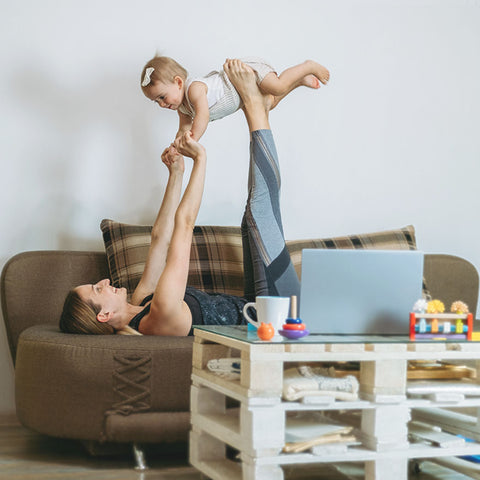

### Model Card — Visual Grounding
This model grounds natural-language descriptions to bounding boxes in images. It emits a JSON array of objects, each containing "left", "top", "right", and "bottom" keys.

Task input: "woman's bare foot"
[
  {"left": 224, "top": 59, "right": 272, "bottom": 131},
  {"left": 224, "top": 59, "right": 274, "bottom": 112}
]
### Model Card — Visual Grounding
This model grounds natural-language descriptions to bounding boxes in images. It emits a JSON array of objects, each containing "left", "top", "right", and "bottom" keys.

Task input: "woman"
[{"left": 60, "top": 60, "right": 300, "bottom": 336}]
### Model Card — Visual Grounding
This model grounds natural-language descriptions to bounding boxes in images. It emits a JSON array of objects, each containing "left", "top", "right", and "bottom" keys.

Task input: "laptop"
[{"left": 299, "top": 249, "right": 424, "bottom": 335}]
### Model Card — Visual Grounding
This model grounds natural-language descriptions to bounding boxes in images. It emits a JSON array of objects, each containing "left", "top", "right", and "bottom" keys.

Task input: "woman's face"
[{"left": 76, "top": 279, "right": 127, "bottom": 325}]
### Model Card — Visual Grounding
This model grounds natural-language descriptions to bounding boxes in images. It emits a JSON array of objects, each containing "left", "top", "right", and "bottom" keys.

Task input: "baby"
[{"left": 141, "top": 56, "right": 330, "bottom": 143}]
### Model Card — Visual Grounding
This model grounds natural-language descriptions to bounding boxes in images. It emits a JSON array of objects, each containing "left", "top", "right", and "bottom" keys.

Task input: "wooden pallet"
[{"left": 189, "top": 327, "right": 480, "bottom": 480}]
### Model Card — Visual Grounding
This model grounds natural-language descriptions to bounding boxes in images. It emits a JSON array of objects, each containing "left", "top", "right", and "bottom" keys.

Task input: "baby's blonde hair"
[{"left": 141, "top": 56, "right": 188, "bottom": 90}]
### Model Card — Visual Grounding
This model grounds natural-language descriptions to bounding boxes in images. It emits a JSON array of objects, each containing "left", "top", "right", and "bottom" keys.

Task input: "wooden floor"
[
  {"left": 0, "top": 423, "right": 199, "bottom": 480},
  {"left": 0, "top": 423, "right": 476, "bottom": 479}
]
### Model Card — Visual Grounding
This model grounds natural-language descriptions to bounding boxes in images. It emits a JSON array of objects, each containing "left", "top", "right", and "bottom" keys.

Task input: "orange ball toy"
[{"left": 257, "top": 322, "right": 275, "bottom": 341}]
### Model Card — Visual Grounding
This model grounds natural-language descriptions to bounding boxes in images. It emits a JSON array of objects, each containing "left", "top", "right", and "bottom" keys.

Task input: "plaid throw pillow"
[
  {"left": 287, "top": 225, "right": 417, "bottom": 278},
  {"left": 101, "top": 219, "right": 420, "bottom": 297},
  {"left": 101, "top": 220, "right": 244, "bottom": 296}
]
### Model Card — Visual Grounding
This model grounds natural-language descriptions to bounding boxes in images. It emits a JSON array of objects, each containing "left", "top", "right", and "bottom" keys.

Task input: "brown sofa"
[{"left": 1, "top": 224, "right": 478, "bottom": 466}]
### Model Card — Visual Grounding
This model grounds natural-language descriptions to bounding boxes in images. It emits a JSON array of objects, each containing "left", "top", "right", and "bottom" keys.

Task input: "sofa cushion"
[
  {"left": 101, "top": 219, "right": 418, "bottom": 297},
  {"left": 101, "top": 220, "right": 244, "bottom": 296}
]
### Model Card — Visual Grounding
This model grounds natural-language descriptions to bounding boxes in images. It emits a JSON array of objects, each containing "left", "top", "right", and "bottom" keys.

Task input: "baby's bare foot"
[
  {"left": 302, "top": 74, "right": 321, "bottom": 89},
  {"left": 305, "top": 60, "right": 330, "bottom": 85}
]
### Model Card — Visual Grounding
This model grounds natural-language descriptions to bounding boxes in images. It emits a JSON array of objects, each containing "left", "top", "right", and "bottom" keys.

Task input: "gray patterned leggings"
[{"left": 241, "top": 129, "right": 301, "bottom": 301}]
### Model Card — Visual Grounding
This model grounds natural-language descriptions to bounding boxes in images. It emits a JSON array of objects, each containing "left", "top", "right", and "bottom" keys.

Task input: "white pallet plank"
[
  {"left": 251, "top": 441, "right": 480, "bottom": 465},
  {"left": 365, "top": 343, "right": 407, "bottom": 352},
  {"left": 285, "top": 344, "right": 326, "bottom": 353},
  {"left": 405, "top": 350, "right": 480, "bottom": 360},
  {"left": 248, "top": 343, "right": 287, "bottom": 360},
  {"left": 281, "top": 396, "right": 480, "bottom": 412},
  {"left": 192, "top": 371, "right": 248, "bottom": 402},
  {"left": 360, "top": 434, "right": 409, "bottom": 452},
  {"left": 189, "top": 428, "right": 227, "bottom": 464},
  {"left": 281, "top": 399, "right": 372, "bottom": 411},
  {"left": 192, "top": 372, "right": 280, "bottom": 406},
  {"left": 426, "top": 392, "right": 465, "bottom": 402},
  {"left": 404, "top": 350, "right": 480, "bottom": 361},
  {"left": 406, "top": 397, "right": 480, "bottom": 409},
  {"left": 430, "top": 456, "right": 480, "bottom": 480},
  {"left": 365, "top": 458, "right": 408, "bottom": 480},
  {"left": 190, "top": 384, "right": 226, "bottom": 415},
  {"left": 361, "top": 405, "right": 410, "bottom": 437},
  {"left": 360, "top": 392, "right": 406, "bottom": 403},
  {"left": 241, "top": 459, "right": 284, "bottom": 480},
  {"left": 446, "top": 343, "right": 480, "bottom": 352},
  {"left": 326, "top": 343, "right": 366, "bottom": 353},
  {"left": 191, "top": 408, "right": 288, "bottom": 457},
  {"left": 190, "top": 458, "right": 242, "bottom": 480},
  {"left": 475, "top": 360, "right": 480, "bottom": 384},
  {"left": 241, "top": 351, "right": 283, "bottom": 394},
  {"left": 192, "top": 341, "right": 232, "bottom": 370},
  {"left": 193, "top": 368, "right": 270, "bottom": 399},
  {"left": 261, "top": 348, "right": 480, "bottom": 363},
  {"left": 378, "top": 440, "right": 480, "bottom": 460},
  {"left": 409, "top": 423, "right": 466, "bottom": 448},
  {"left": 191, "top": 412, "right": 242, "bottom": 450},
  {"left": 412, "top": 407, "right": 480, "bottom": 439},
  {"left": 193, "top": 329, "right": 252, "bottom": 353},
  {"left": 360, "top": 359, "right": 406, "bottom": 396},
  {"left": 240, "top": 404, "right": 285, "bottom": 457},
  {"left": 408, "top": 343, "right": 447, "bottom": 352}
]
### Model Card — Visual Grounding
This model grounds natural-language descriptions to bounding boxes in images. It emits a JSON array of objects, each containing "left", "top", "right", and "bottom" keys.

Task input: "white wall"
[{"left": 1, "top": 0, "right": 479, "bottom": 417}]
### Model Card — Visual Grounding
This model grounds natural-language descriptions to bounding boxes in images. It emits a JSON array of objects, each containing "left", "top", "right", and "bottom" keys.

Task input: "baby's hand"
[
  {"left": 174, "top": 131, "right": 206, "bottom": 160},
  {"left": 161, "top": 145, "right": 184, "bottom": 173}
]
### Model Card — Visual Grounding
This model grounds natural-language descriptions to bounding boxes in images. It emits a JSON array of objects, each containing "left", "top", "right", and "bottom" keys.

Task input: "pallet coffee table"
[{"left": 189, "top": 325, "right": 480, "bottom": 480}]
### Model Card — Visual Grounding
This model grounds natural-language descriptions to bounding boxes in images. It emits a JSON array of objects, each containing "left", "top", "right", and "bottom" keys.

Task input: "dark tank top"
[{"left": 128, "top": 286, "right": 248, "bottom": 335}]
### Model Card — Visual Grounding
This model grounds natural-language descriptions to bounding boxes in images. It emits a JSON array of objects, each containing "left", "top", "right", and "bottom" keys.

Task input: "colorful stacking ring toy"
[
  {"left": 279, "top": 296, "right": 309, "bottom": 339},
  {"left": 282, "top": 323, "right": 306, "bottom": 331}
]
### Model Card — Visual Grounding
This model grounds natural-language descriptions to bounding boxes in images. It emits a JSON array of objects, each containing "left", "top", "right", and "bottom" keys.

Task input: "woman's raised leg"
[{"left": 224, "top": 60, "right": 301, "bottom": 300}]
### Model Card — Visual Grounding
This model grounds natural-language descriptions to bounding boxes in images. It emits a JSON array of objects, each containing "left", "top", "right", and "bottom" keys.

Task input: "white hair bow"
[{"left": 142, "top": 67, "right": 155, "bottom": 87}]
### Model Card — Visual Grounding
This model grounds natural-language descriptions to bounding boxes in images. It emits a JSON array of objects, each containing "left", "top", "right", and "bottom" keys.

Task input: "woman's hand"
[
  {"left": 174, "top": 131, "right": 206, "bottom": 161},
  {"left": 161, "top": 145, "right": 185, "bottom": 174}
]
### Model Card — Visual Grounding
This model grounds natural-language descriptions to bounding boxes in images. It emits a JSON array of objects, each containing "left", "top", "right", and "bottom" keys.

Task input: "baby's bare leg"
[{"left": 260, "top": 60, "right": 330, "bottom": 97}]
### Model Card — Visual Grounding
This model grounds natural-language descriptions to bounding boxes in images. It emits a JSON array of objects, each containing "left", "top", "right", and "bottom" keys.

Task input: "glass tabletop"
[{"left": 193, "top": 325, "right": 470, "bottom": 345}]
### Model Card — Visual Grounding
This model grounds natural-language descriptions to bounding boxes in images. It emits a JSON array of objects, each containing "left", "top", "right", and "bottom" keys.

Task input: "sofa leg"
[{"left": 132, "top": 443, "right": 148, "bottom": 471}]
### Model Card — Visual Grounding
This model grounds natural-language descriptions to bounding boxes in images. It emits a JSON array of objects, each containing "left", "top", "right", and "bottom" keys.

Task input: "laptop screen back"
[{"left": 300, "top": 249, "right": 424, "bottom": 335}]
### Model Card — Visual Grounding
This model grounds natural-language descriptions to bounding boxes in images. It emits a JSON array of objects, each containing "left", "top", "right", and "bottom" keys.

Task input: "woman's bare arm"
[
  {"left": 141, "top": 132, "right": 207, "bottom": 335},
  {"left": 131, "top": 147, "right": 185, "bottom": 306}
]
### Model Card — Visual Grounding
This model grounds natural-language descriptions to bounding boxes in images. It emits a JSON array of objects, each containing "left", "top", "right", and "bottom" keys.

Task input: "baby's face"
[{"left": 146, "top": 77, "right": 184, "bottom": 110}]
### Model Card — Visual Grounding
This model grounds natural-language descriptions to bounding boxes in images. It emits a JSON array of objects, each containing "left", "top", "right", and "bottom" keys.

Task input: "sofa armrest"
[
  {"left": 424, "top": 254, "right": 478, "bottom": 318},
  {"left": 1, "top": 250, "right": 109, "bottom": 361},
  {"left": 15, "top": 325, "right": 194, "bottom": 442}
]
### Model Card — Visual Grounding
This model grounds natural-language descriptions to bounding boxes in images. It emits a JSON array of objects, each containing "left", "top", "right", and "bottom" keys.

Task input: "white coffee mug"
[{"left": 243, "top": 296, "right": 290, "bottom": 333}]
